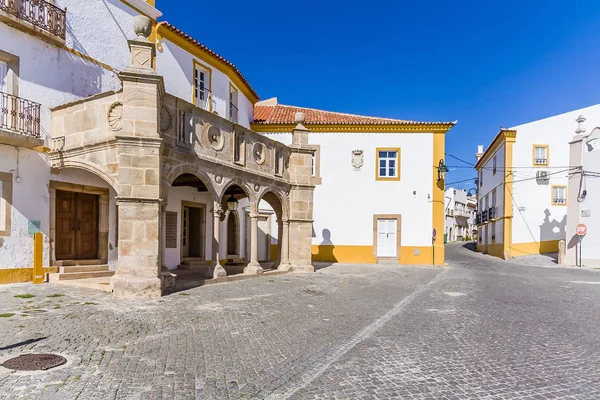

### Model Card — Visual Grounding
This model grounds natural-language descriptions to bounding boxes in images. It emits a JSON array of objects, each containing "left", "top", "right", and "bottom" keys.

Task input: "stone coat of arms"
[{"left": 352, "top": 150, "right": 364, "bottom": 171}]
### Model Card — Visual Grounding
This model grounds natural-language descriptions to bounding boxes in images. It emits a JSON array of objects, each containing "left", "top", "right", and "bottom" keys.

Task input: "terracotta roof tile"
[{"left": 253, "top": 103, "right": 451, "bottom": 126}]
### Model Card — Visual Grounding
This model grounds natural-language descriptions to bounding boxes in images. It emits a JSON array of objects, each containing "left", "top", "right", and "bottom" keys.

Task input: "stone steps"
[{"left": 48, "top": 265, "right": 114, "bottom": 282}]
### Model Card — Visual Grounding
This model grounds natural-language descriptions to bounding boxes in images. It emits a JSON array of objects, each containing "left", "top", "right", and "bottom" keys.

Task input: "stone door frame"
[
  {"left": 372, "top": 214, "right": 402, "bottom": 263},
  {"left": 180, "top": 200, "right": 206, "bottom": 262},
  {"left": 49, "top": 181, "right": 110, "bottom": 266}
]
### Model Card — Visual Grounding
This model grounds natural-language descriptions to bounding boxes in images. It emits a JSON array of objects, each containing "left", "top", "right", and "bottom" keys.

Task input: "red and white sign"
[{"left": 576, "top": 224, "right": 587, "bottom": 236}]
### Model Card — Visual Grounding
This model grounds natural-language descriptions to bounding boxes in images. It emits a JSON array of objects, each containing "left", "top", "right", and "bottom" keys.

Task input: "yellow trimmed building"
[{"left": 475, "top": 104, "right": 600, "bottom": 259}]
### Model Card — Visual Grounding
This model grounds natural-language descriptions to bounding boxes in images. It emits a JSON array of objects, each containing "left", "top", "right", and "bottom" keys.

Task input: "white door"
[
  {"left": 182, "top": 206, "right": 189, "bottom": 258},
  {"left": 377, "top": 219, "right": 397, "bottom": 258}
]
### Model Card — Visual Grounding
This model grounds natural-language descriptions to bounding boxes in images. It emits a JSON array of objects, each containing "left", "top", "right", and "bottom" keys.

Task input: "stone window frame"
[
  {"left": 372, "top": 214, "right": 402, "bottom": 262},
  {"left": 0, "top": 172, "right": 13, "bottom": 236},
  {"left": 311, "top": 145, "right": 322, "bottom": 185},
  {"left": 0, "top": 50, "right": 20, "bottom": 96}
]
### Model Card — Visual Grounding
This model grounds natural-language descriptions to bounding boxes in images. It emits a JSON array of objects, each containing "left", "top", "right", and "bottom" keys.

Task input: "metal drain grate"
[{"left": 2, "top": 354, "right": 66, "bottom": 371}]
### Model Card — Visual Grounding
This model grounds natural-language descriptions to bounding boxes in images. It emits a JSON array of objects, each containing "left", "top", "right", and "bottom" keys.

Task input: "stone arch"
[
  {"left": 53, "top": 160, "right": 118, "bottom": 192},
  {"left": 165, "top": 164, "right": 218, "bottom": 203},
  {"left": 257, "top": 187, "right": 289, "bottom": 221},
  {"left": 218, "top": 178, "right": 256, "bottom": 206}
]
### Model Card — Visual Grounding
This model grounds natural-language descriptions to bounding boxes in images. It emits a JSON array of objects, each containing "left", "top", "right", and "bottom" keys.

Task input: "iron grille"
[
  {"left": 0, "top": 0, "right": 66, "bottom": 40},
  {"left": 0, "top": 91, "right": 41, "bottom": 138}
]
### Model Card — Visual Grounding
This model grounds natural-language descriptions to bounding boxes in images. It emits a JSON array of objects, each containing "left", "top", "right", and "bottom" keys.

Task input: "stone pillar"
[
  {"left": 277, "top": 218, "right": 292, "bottom": 271},
  {"left": 244, "top": 208, "right": 263, "bottom": 275},
  {"left": 287, "top": 113, "right": 318, "bottom": 273},
  {"left": 566, "top": 115, "right": 587, "bottom": 266},
  {"left": 111, "top": 15, "right": 165, "bottom": 298},
  {"left": 206, "top": 203, "right": 227, "bottom": 278}
]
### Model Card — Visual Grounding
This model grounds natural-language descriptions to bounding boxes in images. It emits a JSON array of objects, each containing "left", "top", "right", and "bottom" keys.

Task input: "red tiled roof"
[
  {"left": 253, "top": 103, "right": 451, "bottom": 126},
  {"left": 157, "top": 22, "right": 259, "bottom": 100}
]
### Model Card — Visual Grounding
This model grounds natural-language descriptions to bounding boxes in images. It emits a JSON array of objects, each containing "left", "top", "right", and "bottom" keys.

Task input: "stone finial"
[
  {"left": 133, "top": 15, "right": 152, "bottom": 40},
  {"left": 295, "top": 112, "right": 306, "bottom": 124},
  {"left": 575, "top": 114, "right": 586, "bottom": 135}
]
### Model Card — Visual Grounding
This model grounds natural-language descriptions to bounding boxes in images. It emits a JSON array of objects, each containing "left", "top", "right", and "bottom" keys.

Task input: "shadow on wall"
[
  {"left": 312, "top": 228, "right": 338, "bottom": 269},
  {"left": 540, "top": 209, "right": 566, "bottom": 249}
]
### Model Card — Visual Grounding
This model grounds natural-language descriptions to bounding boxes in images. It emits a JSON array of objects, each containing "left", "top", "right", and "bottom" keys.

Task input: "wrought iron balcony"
[
  {"left": 454, "top": 209, "right": 471, "bottom": 218},
  {"left": 0, "top": 91, "right": 41, "bottom": 139},
  {"left": 489, "top": 207, "right": 496, "bottom": 220},
  {"left": 0, "top": 0, "right": 66, "bottom": 40}
]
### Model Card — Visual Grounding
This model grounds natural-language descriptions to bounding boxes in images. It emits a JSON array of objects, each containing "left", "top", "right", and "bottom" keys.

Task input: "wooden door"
[
  {"left": 56, "top": 190, "right": 76, "bottom": 260},
  {"left": 55, "top": 191, "right": 99, "bottom": 260},
  {"left": 77, "top": 193, "right": 98, "bottom": 260}
]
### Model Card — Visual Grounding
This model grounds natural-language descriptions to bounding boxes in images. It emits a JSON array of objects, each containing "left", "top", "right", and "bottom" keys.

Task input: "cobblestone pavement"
[{"left": 0, "top": 244, "right": 599, "bottom": 399}]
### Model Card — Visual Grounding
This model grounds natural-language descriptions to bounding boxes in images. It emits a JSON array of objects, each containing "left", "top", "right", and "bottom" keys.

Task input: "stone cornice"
[
  {"left": 116, "top": 196, "right": 163, "bottom": 204},
  {"left": 115, "top": 136, "right": 163, "bottom": 148}
]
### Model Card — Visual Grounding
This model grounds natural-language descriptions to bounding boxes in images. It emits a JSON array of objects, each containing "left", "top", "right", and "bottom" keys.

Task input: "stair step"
[
  {"left": 55, "top": 259, "right": 103, "bottom": 267},
  {"left": 59, "top": 265, "right": 109, "bottom": 273},
  {"left": 49, "top": 270, "right": 114, "bottom": 282}
]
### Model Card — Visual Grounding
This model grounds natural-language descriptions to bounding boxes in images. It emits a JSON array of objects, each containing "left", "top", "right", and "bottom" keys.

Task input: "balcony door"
[{"left": 55, "top": 190, "right": 99, "bottom": 260}]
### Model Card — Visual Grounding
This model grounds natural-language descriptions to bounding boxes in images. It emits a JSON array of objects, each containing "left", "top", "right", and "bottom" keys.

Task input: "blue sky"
[{"left": 158, "top": 0, "right": 600, "bottom": 191}]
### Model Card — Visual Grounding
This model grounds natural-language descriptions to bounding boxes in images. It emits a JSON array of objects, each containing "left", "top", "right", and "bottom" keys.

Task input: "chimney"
[{"left": 476, "top": 145, "right": 484, "bottom": 161}]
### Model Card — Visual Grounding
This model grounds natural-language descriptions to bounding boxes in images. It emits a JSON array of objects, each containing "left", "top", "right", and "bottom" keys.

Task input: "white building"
[
  {"left": 475, "top": 104, "right": 600, "bottom": 259},
  {"left": 0, "top": 0, "right": 455, "bottom": 289},
  {"left": 565, "top": 116, "right": 600, "bottom": 266},
  {"left": 444, "top": 188, "right": 477, "bottom": 242},
  {"left": 252, "top": 100, "right": 455, "bottom": 266}
]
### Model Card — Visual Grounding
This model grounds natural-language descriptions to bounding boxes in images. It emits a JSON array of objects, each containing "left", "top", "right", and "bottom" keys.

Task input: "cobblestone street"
[{"left": 1, "top": 244, "right": 599, "bottom": 399}]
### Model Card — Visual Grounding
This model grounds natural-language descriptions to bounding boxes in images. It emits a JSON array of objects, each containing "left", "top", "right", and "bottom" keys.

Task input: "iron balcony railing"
[
  {"left": 482, "top": 210, "right": 488, "bottom": 222},
  {"left": 0, "top": 91, "right": 41, "bottom": 138},
  {"left": 0, "top": 0, "right": 66, "bottom": 40},
  {"left": 489, "top": 207, "right": 496, "bottom": 220},
  {"left": 475, "top": 214, "right": 482, "bottom": 225}
]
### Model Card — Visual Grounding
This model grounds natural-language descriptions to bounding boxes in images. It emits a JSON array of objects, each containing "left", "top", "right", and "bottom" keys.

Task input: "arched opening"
[
  {"left": 257, "top": 191, "right": 286, "bottom": 270},
  {"left": 164, "top": 173, "right": 213, "bottom": 270},
  {"left": 227, "top": 210, "right": 239, "bottom": 256}
]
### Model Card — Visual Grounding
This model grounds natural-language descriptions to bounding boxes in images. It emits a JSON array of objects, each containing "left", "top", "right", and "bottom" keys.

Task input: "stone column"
[
  {"left": 277, "top": 218, "right": 292, "bottom": 271},
  {"left": 287, "top": 113, "right": 318, "bottom": 273},
  {"left": 206, "top": 203, "right": 227, "bottom": 278},
  {"left": 244, "top": 209, "right": 263, "bottom": 275},
  {"left": 111, "top": 15, "right": 165, "bottom": 298}
]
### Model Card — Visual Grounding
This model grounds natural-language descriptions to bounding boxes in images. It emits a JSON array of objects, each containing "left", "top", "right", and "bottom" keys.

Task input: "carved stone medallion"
[
  {"left": 160, "top": 105, "right": 172, "bottom": 133},
  {"left": 207, "top": 125, "right": 225, "bottom": 151},
  {"left": 214, "top": 175, "right": 223, "bottom": 184},
  {"left": 351, "top": 149, "right": 364, "bottom": 171},
  {"left": 107, "top": 102, "right": 123, "bottom": 132},
  {"left": 253, "top": 142, "right": 266, "bottom": 165},
  {"left": 254, "top": 184, "right": 260, "bottom": 192}
]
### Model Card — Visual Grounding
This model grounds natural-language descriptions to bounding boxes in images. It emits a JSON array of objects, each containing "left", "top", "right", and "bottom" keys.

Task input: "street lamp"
[{"left": 226, "top": 195, "right": 239, "bottom": 212}]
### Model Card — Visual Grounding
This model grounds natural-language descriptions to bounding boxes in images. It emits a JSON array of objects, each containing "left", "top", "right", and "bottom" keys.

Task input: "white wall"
[
  {"left": 477, "top": 144, "right": 505, "bottom": 246},
  {"left": 157, "top": 38, "right": 254, "bottom": 128},
  {"left": 510, "top": 104, "right": 600, "bottom": 245},
  {"left": 265, "top": 131, "right": 434, "bottom": 248}
]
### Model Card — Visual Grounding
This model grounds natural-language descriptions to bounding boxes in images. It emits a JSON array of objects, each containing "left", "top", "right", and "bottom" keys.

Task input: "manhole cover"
[{"left": 2, "top": 354, "right": 66, "bottom": 371}]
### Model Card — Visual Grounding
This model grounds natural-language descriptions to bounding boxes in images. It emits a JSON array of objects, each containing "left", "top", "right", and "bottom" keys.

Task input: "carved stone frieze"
[
  {"left": 108, "top": 102, "right": 124, "bottom": 132},
  {"left": 160, "top": 105, "right": 172, "bottom": 133},
  {"left": 207, "top": 125, "right": 225, "bottom": 151}
]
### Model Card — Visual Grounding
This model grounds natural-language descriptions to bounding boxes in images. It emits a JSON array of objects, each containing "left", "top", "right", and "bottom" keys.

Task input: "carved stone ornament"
[
  {"left": 253, "top": 142, "right": 266, "bottom": 165},
  {"left": 133, "top": 15, "right": 152, "bottom": 39},
  {"left": 160, "top": 105, "right": 172, "bottom": 133},
  {"left": 107, "top": 102, "right": 124, "bottom": 132},
  {"left": 254, "top": 184, "right": 260, "bottom": 192},
  {"left": 351, "top": 149, "right": 364, "bottom": 171},
  {"left": 207, "top": 125, "right": 225, "bottom": 151},
  {"left": 214, "top": 175, "right": 223, "bottom": 184}
]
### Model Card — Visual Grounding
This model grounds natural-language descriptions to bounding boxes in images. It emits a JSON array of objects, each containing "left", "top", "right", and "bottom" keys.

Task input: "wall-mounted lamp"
[{"left": 437, "top": 159, "right": 449, "bottom": 182}]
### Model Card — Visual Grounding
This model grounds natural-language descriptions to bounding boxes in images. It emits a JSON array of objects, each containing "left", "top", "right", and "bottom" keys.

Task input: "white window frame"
[
  {"left": 193, "top": 61, "right": 211, "bottom": 111},
  {"left": 229, "top": 84, "right": 238, "bottom": 124},
  {"left": 552, "top": 186, "right": 567, "bottom": 205},
  {"left": 376, "top": 149, "right": 400, "bottom": 180}
]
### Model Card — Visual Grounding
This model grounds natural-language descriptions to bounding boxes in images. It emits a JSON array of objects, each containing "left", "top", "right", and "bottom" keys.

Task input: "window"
[
  {"left": 0, "top": 61, "right": 7, "bottom": 92},
  {"left": 229, "top": 84, "right": 238, "bottom": 123},
  {"left": 492, "top": 155, "right": 497, "bottom": 175},
  {"left": 376, "top": 148, "right": 401, "bottom": 180},
  {"left": 311, "top": 152, "right": 316, "bottom": 177},
  {"left": 552, "top": 186, "right": 567, "bottom": 205},
  {"left": 479, "top": 170, "right": 483, "bottom": 187},
  {"left": 533, "top": 145, "right": 549, "bottom": 166},
  {"left": 491, "top": 189, "right": 497, "bottom": 219},
  {"left": 178, "top": 111, "right": 193, "bottom": 148},
  {"left": 193, "top": 61, "right": 211, "bottom": 111},
  {"left": 0, "top": 172, "right": 12, "bottom": 236},
  {"left": 491, "top": 222, "right": 496, "bottom": 243}
]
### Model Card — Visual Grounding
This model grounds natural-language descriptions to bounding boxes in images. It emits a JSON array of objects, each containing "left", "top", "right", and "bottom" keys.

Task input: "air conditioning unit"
[{"left": 536, "top": 171, "right": 549, "bottom": 181}]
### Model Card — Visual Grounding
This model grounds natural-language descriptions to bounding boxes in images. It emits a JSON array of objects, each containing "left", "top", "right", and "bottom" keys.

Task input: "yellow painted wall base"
[
  {"left": 310, "top": 245, "right": 439, "bottom": 266},
  {"left": 0, "top": 267, "right": 58, "bottom": 285},
  {"left": 487, "top": 243, "right": 504, "bottom": 259},
  {"left": 511, "top": 240, "right": 559, "bottom": 257}
]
